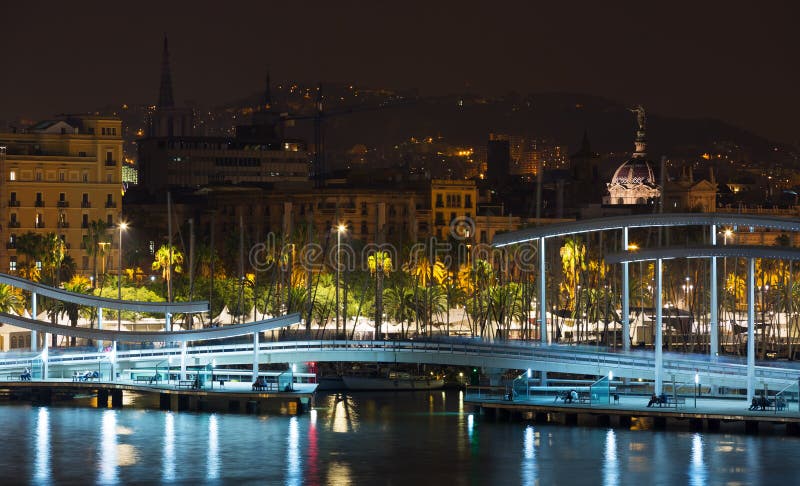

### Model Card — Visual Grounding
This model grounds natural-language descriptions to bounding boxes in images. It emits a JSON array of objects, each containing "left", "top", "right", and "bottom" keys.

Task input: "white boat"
[{"left": 342, "top": 371, "right": 444, "bottom": 391}]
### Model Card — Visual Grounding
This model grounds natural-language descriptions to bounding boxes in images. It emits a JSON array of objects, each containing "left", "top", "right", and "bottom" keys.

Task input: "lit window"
[
  {"left": 36, "top": 261, "right": 42, "bottom": 271},
  {"left": 9, "top": 170, "right": 15, "bottom": 181}
]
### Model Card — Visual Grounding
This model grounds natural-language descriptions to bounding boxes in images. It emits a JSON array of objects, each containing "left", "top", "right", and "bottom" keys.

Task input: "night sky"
[{"left": 1, "top": 1, "right": 797, "bottom": 144}]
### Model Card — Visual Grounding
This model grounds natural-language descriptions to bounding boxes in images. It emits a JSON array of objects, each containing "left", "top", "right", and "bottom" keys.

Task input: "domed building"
[{"left": 603, "top": 106, "right": 661, "bottom": 205}]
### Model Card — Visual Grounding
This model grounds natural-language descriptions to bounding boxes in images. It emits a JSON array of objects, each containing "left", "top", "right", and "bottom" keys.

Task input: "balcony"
[
  {"left": 8, "top": 200, "right": 20, "bottom": 207},
  {"left": 8, "top": 221, "right": 20, "bottom": 228},
  {"left": 57, "top": 201, "right": 69, "bottom": 208},
  {"left": 105, "top": 201, "right": 117, "bottom": 208},
  {"left": 6, "top": 242, "right": 15, "bottom": 249},
  {"left": 35, "top": 222, "right": 45, "bottom": 228},
  {"left": 35, "top": 200, "right": 45, "bottom": 207},
  {"left": 81, "top": 222, "right": 89, "bottom": 229},
  {"left": 81, "top": 201, "right": 91, "bottom": 208},
  {"left": 105, "top": 159, "right": 117, "bottom": 166},
  {"left": 57, "top": 222, "right": 70, "bottom": 228}
]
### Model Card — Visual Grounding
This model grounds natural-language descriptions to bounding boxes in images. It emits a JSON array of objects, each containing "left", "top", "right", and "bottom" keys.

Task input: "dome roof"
[{"left": 611, "top": 157, "right": 657, "bottom": 186}]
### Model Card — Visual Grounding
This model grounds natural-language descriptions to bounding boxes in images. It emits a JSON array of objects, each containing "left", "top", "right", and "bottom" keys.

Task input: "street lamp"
[
  {"left": 694, "top": 370, "right": 699, "bottom": 408},
  {"left": 117, "top": 221, "right": 128, "bottom": 332},
  {"left": 335, "top": 223, "right": 346, "bottom": 339}
]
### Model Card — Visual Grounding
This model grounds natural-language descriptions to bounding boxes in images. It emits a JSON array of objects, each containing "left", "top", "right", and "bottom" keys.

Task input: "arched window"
[
  {"left": 636, "top": 197, "right": 645, "bottom": 204},
  {"left": 617, "top": 198, "right": 624, "bottom": 205}
]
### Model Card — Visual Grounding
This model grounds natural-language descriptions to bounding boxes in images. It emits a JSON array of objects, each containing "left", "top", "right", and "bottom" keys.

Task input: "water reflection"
[
  {"left": 603, "top": 429, "right": 618, "bottom": 486},
  {"left": 521, "top": 425, "right": 537, "bottom": 485},
  {"left": 329, "top": 394, "right": 358, "bottom": 433},
  {"left": 208, "top": 415, "right": 219, "bottom": 480},
  {"left": 308, "top": 410, "right": 319, "bottom": 485},
  {"left": 286, "top": 416, "right": 301, "bottom": 486},
  {"left": 326, "top": 462, "right": 352, "bottom": 486},
  {"left": 99, "top": 410, "right": 117, "bottom": 484},
  {"left": 689, "top": 433, "right": 706, "bottom": 486},
  {"left": 34, "top": 407, "right": 49, "bottom": 484},
  {"left": 163, "top": 413, "right": 175, "bottom": 482}
]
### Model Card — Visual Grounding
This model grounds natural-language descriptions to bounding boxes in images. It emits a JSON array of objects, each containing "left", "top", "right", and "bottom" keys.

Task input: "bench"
[
  {"left": 134, "top": 375, "right": 160, "bottom": 384},
  {"left": 177, "top": 380, "right": 196, "bottom": 389},
  {"left": 662, "top": 396, "right": 686, "bottom": 408}
]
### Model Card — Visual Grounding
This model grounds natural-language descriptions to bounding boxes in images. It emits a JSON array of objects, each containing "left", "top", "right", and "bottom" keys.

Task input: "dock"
[
  {"left": 0, "top": 379, "right": 317, "bottom": 415},
  {"left": 466, "top": 394, "right": 800, "bottom": 435}
]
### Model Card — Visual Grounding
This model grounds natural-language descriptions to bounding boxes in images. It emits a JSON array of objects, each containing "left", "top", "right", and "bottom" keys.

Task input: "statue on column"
[{"left": 630, "top": 105, "right": 646, "bottom": 131}]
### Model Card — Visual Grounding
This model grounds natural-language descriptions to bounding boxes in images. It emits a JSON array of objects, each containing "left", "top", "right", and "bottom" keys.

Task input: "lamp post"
[
  {"left": 722, "top": 229, "right": 733, "bottom": 328},
  {"left": 117, "top": 221, "right": 128, "bottom": 332},
  {"left": 694, "top": 370, "right": 699, "bottom": 408},
  {"left": 335, "top": 224, "right": 346, "bottom": 339}
]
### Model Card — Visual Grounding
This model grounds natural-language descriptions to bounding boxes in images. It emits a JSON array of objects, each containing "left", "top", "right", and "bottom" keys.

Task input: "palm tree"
[
  {"left": 383, "top": 283, "right": 416, "bottom": 338},
  {"left": 0, "top": 283, "right": 22, "bottom": 315},
  {"left": 60, "top": 276, "right": 92, "bottom": 346},
  {"left": 15, "top": 232, "right": 45, "bottom": 281},
  {"left": 82, "top": 219, "right": 111, "bottom": 287},
  {"left": 368, "top": 250, "right": 392, "bottom": 338},
  {"left": 40, "top": 233, "right": 66, "bottom": 285},
  {"left": 403, "top": 255, "right": 447, "bottom": 287},
  {"left": 152, "top": 244, "right": 184, "bottom": 302},
  {"left": 559, "top": 236, "right": 587, "bottom": 312}
]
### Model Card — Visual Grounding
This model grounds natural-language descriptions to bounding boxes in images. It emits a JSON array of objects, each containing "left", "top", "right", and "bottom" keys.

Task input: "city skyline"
[{"left": 1, "top": 1, "right": 798, "bottom": 145}]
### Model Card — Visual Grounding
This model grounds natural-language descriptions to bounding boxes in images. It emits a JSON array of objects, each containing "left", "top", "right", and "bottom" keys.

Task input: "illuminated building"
[
  {"left": 0, "top": 115, "right": 123, "bottom": 273},
  {"left": 604, "top": 107, "right": 661, "bottom": 205},
  {"left": 137, "top": 38, "right": 308, "bottom": 193}
]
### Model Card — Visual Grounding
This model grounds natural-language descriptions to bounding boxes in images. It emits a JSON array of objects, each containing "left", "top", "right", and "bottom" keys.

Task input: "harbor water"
[{"left": 1, "top": 390, "right": 798, "bottom": 485}]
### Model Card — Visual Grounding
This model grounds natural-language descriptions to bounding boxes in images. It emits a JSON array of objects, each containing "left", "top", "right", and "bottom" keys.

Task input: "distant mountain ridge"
[{"left": 227, "top": 87, "right": 793, "bottom": 163}]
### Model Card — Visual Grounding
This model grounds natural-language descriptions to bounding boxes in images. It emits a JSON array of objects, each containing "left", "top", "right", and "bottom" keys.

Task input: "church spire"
[
  {"left": 262, "top": 69, "right": 272, "bottom": 110},
  {"left": 158, "top": 35, "right": 175, "bottom": 109}
]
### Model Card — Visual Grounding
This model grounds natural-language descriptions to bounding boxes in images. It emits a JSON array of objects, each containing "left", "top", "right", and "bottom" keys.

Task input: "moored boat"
[{"left": 342, "top": 371, "right": 444, "bottom": 391}]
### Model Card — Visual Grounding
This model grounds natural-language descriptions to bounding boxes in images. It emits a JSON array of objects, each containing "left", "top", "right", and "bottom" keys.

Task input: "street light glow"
[{"left": 336, "top": 223, "right": 346, "bottom": 233}]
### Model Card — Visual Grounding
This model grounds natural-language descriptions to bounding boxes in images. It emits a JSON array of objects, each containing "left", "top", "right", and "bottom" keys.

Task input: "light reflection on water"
[
  {"left": 286, "top": 416, "right": 301, "bottom": 486},
  {"left": 99, "top": 410, "right": 117, "bottom": 484},
  {"left": 603, "top": 429, "right": 618, "bottom": 486},
  {"left": 2, "top": 392, "right": 799, "bottom": 484},
  {"left": 34, "top": 407, "right": 49, "bottom": 484},
  {"left": 207, "top": 414, "right": 219, "bottom": 480},
  {"left": 163, "top": 412, "right": 175, "bottom": 482},
  {"left": 689, "top": 433, "right": 706, "bottom": 486},
  {"left": 522, "top": 425, "right": 537, "bottom": 485}
]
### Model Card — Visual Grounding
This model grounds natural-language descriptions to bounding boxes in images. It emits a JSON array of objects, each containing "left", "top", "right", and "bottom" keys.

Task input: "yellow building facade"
[
  {"left": 431, "top": 179, "right": 477, "bottom": 240},
  {"left": 0, "top": 115, "right": 123, "bottom": 274}
]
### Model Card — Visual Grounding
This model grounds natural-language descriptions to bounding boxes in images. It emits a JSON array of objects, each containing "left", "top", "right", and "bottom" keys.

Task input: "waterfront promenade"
[{"left": 467, "top": 391, "right": 800, "bottom": 433}]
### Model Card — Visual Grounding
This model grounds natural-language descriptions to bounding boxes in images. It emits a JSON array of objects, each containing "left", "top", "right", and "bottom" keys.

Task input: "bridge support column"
[
  {"left": 622, "top": 226, "right": 630, "bottom": 352},
  {"left": 710, "top": 225, "right": 719, "bottom": 358},
  {"left": 655, "top": 258, "right": 663, "bottom": 395},
  {"left": 540, "top": 371, "right": 548, "bottom": 387},
  {"left": 42, "top": 330, "right": 49, "bottom": 380},
  {"left": 111, "top": 341, "right": 117, "bottom": 382},
  {"left": 252, "top": 332, "right": 260, "bottom": 383},
  {"left": 485, "top": 368, "right": 505, "bottom": 386},
  {"left": 539, "top": 237, "right": 547, "bottom": 344},
  {"left": 747, "top": 258, "right": 755, "bottom": 403},
  {"left": 97, "top": 307, "right": 104, "bottom": 351},
  {"left": 180, "top": 341, "right": 187, "bottom": 381},
  {"left": 97, "top": 389, "right": 109, "bottom": 408},
  {"left": 111, "top": 389, "right": 123, "bottom": 408},
  {"left": 31, "top": 291, "right": 37, "bottom": 352}
]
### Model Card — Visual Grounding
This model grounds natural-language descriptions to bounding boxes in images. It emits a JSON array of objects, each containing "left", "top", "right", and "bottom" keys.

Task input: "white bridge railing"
[{"left": 3, "top": 339, "right": 799, "bottom": 387}]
